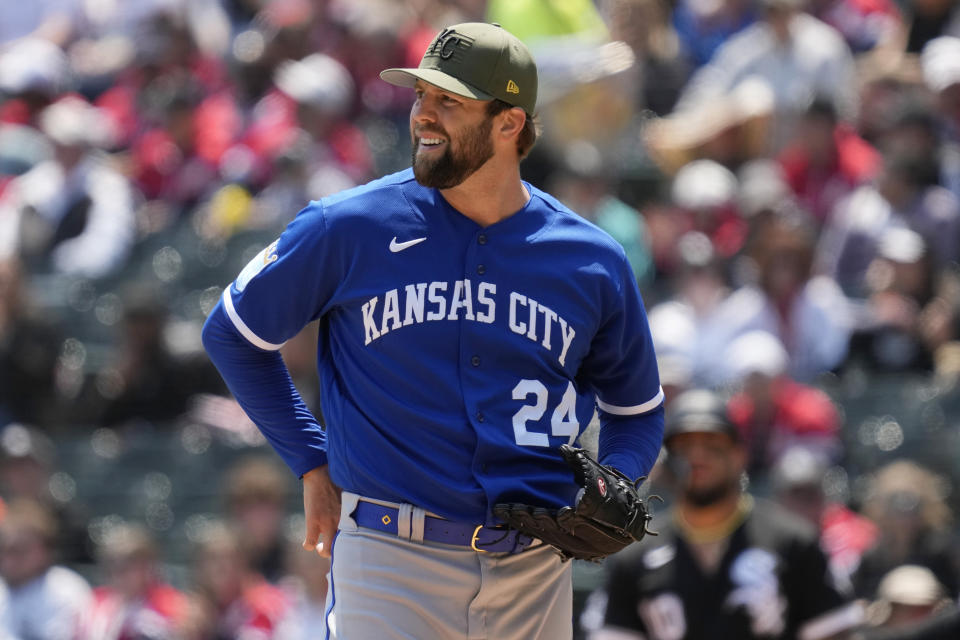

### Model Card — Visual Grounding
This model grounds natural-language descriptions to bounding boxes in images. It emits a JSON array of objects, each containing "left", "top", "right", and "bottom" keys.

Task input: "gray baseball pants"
[{"left": 321, "top": 491, "right": 573, "bottom": 639}]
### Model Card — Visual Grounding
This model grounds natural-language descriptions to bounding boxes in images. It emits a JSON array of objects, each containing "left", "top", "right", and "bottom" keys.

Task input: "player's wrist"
[
  {"left": 296, "top": 450, "right": 329, "bottom": 479},
  {"left": 301, "top": 464, "right": 329, "bottom": 480}
]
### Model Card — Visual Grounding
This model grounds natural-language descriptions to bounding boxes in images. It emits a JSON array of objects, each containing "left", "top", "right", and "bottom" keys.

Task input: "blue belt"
[{"left": 353, "top": 501, "right": 535, "bottom": 554}]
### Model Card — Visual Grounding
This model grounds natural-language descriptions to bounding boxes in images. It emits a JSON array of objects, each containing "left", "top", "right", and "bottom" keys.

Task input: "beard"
[
  {"left": 412, "top": 116, "right": 495, "bottom": 189},
  {"left": 684, "top": 477, "right": 740, "bottom": 507}
]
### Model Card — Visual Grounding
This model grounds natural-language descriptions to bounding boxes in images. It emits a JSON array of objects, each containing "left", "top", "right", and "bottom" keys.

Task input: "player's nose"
[
  {"left": 411, "top": 96, "right": 439, "bottom": 124},
  {"left": 411, "top": 110, "right": 437, "bottom": 129}
]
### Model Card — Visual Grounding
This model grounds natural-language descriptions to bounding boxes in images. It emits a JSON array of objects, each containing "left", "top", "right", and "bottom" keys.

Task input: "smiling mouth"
[
  {"left": 415, "top": 126, "right": 447, "bottom": 143},
  {"left": 417, "top": 136, "right": 447, "bottom": 151}
]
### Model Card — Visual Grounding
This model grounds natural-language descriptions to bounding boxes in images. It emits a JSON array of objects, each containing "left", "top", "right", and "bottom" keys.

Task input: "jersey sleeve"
[
  {"left": 202, "top": 200, "right": 337, "bottom": 477},
  {"left": 582, "top": 251, "right": 663, "bottom": 416},
  {"left": 583, "top": 251, "right": 664, "bottom": 479},
  {"left": 598, "top": 405, "right": 664, "bottom": 481},
  {"left": 202, "top": 307, "right": 327, "bottom": 477},
  {"left": 223, "top": 201, "right": 340, "bottom": 350}
]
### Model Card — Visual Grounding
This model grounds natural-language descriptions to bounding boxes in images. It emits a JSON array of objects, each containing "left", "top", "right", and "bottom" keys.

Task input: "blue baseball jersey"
[{"left": 207, "top": 168, "right": 663, "bottom": 523}]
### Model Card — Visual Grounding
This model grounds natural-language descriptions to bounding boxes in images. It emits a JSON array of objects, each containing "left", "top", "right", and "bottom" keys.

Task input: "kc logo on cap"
[
  {"left": 380, "top": 22, "right": 538, "bottom": 115},
  {"left": 429, "top": 28, "right": 471, "bottom": 60}
]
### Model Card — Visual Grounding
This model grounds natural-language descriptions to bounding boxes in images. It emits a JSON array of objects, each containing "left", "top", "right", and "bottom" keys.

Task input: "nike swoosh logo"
[{"left": 389, "top": 236, "right": 427, "bottom": 252}]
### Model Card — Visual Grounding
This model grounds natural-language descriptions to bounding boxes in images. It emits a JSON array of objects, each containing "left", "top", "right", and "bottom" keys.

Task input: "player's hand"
[{"left": 302, "top": 465, "right": 342, "bottom": 558}]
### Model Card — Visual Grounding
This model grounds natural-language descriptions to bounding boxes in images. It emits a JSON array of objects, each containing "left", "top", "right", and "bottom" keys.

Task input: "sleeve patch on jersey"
[
  {"left": 221, "top": 288, "right": 286, "bottom": 351},
  {"left": 597, "top": 387, "right": 664, "bottom": 416},
  {"left": 234, "top": 238, "right": 279, "bottom": 293}
]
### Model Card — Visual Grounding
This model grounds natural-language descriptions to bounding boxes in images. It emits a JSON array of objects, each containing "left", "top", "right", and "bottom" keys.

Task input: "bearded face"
[
  {"left": 683, "top": 474, "right": 742, "bottom": 507},
  {"left": 411, "top": 113, "right": 495, "bottom": 189},
  {"left": 667, "top": 432, "right": 747, "bottom": 507}
]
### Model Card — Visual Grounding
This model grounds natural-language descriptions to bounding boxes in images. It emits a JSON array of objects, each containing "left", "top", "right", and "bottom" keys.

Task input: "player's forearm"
[
  {"left": 597, "top": 404, "right": 664, "bottom": 481},
  {"left": 202, "top": 302, "right": 327, "bottom": 476}
]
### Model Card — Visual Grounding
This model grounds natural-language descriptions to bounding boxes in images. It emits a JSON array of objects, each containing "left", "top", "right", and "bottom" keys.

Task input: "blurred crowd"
[{"left": 0, "top": 0, "right": 959, "bottom": 637}]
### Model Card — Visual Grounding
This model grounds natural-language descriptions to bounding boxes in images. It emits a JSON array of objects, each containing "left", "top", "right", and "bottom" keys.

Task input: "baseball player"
[
  {"left": 202, "top": 22, "right": 664, "bottom": 639},
  {"left": 584, "top": 389, "right": 863, "bottom": 640}
]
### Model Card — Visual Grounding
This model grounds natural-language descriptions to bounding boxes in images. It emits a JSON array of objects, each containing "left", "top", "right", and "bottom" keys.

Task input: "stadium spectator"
[
  {"left": 862, "top": 565, "right": 954, "bottom": 630},
  {"left": 648, "top": 231, "right": 734, "bottom": 387},
  {"left": 671, "top": 0, "right": 757, "bottom": 68},
  {"left": 853, "top": 460, "right": 960, "bottom": 600},
  {"left": 130, "top": 83, "right": 222, "bottom": 214},
  {"left": 920, "top": 37, "right": 960, "bottom": 201},
  {"left": 223, "top": 456, "right": 292, "bottom": 583},
  {"left": 844, "top": 228, "right": 958, "bottom": 373},
  {"left": 807, "top": 0, "right": 902, "bottom": 53},
  {"left": 0, "top": 38, "right": 71, "bottom": 125},
  {"left": 80, "top": 290, "right": 226, "bottom": 429},
  {"left": 0, "top": 499, "right": 92, "bottom": 640},
  {"left": 267, "top": 52, "right": 371, "bottom": 196},
  {"left": 677, "top": 0, "right": 857, "bottom": 150},
  {"left": 0, "top": 96, "right": 136, "bottom": 279},
  {"left": 736, "top": 159, "right": 793, "bottom": 223},
  {"left": 0, "top": 424, "right": 92, "bottom": 565},
  {"left": 770, "top": 447, "right": 878, "bottom": 589},
  {"left": 725, "top": 331, "right": 843, "bottom": 477},
  {"left": 79, "top": 523, "right": 188, "bottom": 640},
  {"left": 816, "top": 147, "right": 960, "bottom": 297},
  {"left": 583, "top": 389, "right": 862, "bottom": 640},
  {"left": 669, "top": 159, "right": 749, "bottom": 260},
  {"left": 721, "top": 212, "right": 852, "bottom": 381},
  {"left": 181, "top": 521, "right": 289, "bottom": 639},
  {"left": 607, "top": 0, "right": 691, "bottom": 116},
  {"left": 0, "top": 257, "right": 63, "bottom": 429},
  {"left": 777, "top": 98, "right": 881, "bottom": 225},
  {"left": 645, "top": 77, "right": 775, "bottom": 174}
]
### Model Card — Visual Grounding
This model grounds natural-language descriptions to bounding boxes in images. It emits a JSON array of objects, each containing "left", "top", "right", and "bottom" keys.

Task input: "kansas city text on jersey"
[{"left": 361, "top": 279, "right": 577, "bottom": 365}]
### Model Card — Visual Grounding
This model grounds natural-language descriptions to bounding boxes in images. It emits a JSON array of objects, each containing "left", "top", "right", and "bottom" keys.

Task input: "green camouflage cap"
[{"left": 380, "top": 22, "right": 538, "bottom": 115}]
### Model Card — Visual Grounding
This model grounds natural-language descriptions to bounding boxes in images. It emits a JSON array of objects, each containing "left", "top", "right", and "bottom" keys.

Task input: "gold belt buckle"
[{"left": 470, "top": 524, "right": 488, "bottom": 552}]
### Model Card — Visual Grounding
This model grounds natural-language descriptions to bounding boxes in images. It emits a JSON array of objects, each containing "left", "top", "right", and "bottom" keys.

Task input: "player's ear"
[{"left": 497, "top": 106, "right": 526, "bottom": 140}]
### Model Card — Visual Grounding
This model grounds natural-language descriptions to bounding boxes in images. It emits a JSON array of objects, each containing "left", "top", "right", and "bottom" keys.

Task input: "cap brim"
[
  {"left": 380, "top": 67, "right": 495, "bottom": 102},
  {"left": 664, "top": 417, "right": 741, "bottom": 444}
]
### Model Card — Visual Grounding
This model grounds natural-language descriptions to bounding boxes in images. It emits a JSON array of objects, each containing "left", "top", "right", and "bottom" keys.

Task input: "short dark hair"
[{"left": 486, "top": 99, "right": 540, "bottom": 159}]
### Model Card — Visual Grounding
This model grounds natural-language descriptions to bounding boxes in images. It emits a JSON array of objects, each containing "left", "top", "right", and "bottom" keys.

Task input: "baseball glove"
[{"left": 493, "top": 444, "right": 656, "bottom": 562}]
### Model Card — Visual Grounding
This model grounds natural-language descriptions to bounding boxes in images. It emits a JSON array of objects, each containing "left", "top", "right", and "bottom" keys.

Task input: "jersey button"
[
  {"left": 476, "top": 412, "right": 485, "bottom": 422},
  {"left": 471, "top": 355, "right": 481, "bottom": 366},
  {"left": 477, "top": 234, "right": 487, "bottom": 245},
  {"left": 476, "top": 264, "right": 486, "bottom": 275}
]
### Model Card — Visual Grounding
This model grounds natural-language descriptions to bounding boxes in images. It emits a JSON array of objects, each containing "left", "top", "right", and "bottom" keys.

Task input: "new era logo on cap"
[{"left": 379, "top": 22, "right": 538, "bottom": 115}]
